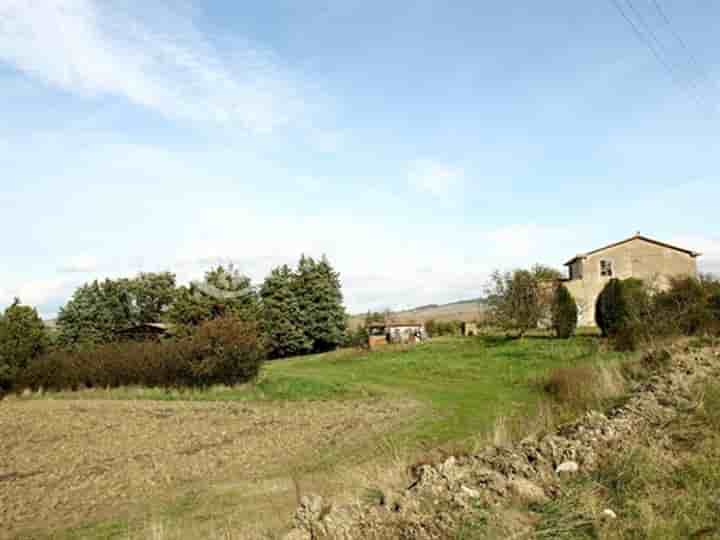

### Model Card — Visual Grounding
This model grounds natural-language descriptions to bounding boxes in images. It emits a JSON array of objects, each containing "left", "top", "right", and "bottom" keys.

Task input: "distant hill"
[{"left": 349, "top": 298, "right": 486, "bottom": 329}]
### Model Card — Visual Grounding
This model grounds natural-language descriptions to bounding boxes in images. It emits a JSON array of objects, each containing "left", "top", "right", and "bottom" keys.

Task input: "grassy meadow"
[
  {"left": 29, "top": 334, "right": 630, "bottom": 447},
  {"left": 8, "top": 335, "right": 637, "bottom": 540}
]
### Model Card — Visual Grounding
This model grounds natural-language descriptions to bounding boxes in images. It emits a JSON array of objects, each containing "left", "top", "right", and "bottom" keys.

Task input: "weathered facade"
[{"left": 563, "top": 234, "right": 700, "bottom": 326}]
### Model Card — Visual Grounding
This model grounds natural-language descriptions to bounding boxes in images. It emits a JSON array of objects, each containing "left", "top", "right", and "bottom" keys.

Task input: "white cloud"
[
  {"left": 407, "top": 160, "right": 465, "bottom": 196},
  {"left": 0, "top": 0, "right": 306, "bottom": 132},
  {"left": 0, "top": 277, "right": 76, "bottom": 310},
  {"left": 58, "top": 254, "right": 99, "bottom": 273},
  {"left": 172, "top": 210, "right": 583, "bottom": 313}
]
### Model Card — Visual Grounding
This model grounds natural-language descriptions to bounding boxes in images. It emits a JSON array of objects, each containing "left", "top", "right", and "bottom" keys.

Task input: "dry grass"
[
  {"left": 543, "top": 363, "right": 627, "bottom": 413},
  {"left": 529, "top": 377, "right": 720, "bottom": 540},
  {"left": 0, "top": 398, "right": 418, "bottom": 540}
]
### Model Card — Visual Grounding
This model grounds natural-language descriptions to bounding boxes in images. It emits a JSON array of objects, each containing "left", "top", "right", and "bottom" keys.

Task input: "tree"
[
  {"left": 486, "top": 269, "right": 543, "bottom": 337},
  {"left": 293, "top": 255, "right": 348, "bottom": 352},
  {"left": 259, "top": 265, "right": 311, "bottom": 358},
  {"left": 551, "top": 284, "right": 578, "bottom": 338},
  {"left": 0, "top": 299, "right": 49, "bottom": 392},
  {"left": 57, "top": 279, "right": 138, "bottom": 345},
  {"left": 531, "top": 264, "right": 563, "bottom": 281},
  {"left": 131, "top": 272, "right": 177, "bottom": 323},
  {"left": 595, "top": 279, "right": 629, "bottom": 338},
  {"left": 654, "top": 276, "right": 711, "bottom": 335},
  {"left": 166, "top": 264, "right": 258, "bottom": 328}
]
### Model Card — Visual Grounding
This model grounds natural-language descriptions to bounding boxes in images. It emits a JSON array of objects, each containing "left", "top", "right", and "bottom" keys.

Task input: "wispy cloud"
[
  {"left": 0, "top": 0, "right": 306, "bottom": 132},
  {"left": 407, "top": 160, "right": 465, "bottom": 196}
]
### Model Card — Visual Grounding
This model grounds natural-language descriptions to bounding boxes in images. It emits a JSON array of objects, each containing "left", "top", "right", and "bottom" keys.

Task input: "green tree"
[
  {"left": 131, "top": 272, "right": 177, "bottom": 323},
  {"left": 0, "top": 299, "right": 49, "bottom": 392},
  {"left": 551, "top": 284, "right": 578, "bottom": 338},
  {"left": 293, "top": 255, "right": 348, "bottom": 352},
  {"left": 531, "top": 264, "right": 563, "bottom": 281},
  {"left": 486, "top": 269, "right": 543, "bottom": 337},
  {"left": 259, "top": 265, "right": 311, "bottom": 358},
  {"left": 57, "top": 279, "right": 138, "bottom": 345},
  {"left": 595, "top": 279, "right": 629, "bottom": 338},
  {"left": 167, "top": 264, "right": 258, "bottom": 328}
]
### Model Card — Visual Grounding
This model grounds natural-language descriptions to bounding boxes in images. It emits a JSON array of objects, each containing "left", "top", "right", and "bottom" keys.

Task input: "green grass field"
[
  {"left": 32, "top": 335, "right": 630, "bottom": 448},
  {"left": 9, "top": 335, "right": 637, "bottom": 540}
]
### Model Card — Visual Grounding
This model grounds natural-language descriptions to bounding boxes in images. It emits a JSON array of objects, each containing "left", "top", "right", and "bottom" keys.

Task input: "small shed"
[
  {"left": 367, "top": 321, "right": 426, "bottom": 348},
  {"left": 462, "top": 322, "right": 479, "bottom": 336}
]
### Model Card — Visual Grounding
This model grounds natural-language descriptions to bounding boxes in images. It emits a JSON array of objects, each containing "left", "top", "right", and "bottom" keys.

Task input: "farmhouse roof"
[{"left": 563, "top": 233, "right": 701, "bottom": 266}]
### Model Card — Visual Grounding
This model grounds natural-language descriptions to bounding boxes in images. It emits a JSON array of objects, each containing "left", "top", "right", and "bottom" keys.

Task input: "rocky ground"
[
  {"left": 285, "top": 343, "right": 720, "bottom": 540},
  {"left": 0, "top": 397, "right": 417, "bottom": 539}
]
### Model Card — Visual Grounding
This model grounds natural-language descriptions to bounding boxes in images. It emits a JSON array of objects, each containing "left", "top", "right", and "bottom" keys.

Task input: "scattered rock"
[
  {"left": 602, "top": 508, "right": 617, "bottom": 520},
  {"left": 507, "top": 478, "right": 548, "bottom": 504},
  {"left": 284, "top": 344, "right": 720, "bottom": 540},
  {"left": 556, "top": 461, "right": 579, "bottom": 475}
]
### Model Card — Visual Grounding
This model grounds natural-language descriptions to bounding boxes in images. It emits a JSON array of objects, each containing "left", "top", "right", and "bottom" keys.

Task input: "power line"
[
  {"left": 609, "top": 0, "right": 675, "bottom": 81},
  {"left": 651, "top": 0, "right": 718, "bottom": 91},
  {"left": 608, "top": 0, "right": 707, "bottom": 109}
]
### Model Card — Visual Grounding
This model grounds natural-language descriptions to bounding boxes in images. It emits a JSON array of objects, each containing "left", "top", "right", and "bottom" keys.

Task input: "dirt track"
[{"left": 0, "top": 398, "right": 415, "bottom": 538}]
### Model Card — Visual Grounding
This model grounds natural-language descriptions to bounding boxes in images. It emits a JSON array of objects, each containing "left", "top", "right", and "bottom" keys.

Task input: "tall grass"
[{"left": 531, "top": 378, "right": 720, "bottom": 539}]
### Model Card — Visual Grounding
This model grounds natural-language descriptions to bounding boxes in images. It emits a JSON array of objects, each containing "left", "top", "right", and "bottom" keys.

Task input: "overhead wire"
[{"left": 607, "top": 0, "right": 709, "bottom": 110}]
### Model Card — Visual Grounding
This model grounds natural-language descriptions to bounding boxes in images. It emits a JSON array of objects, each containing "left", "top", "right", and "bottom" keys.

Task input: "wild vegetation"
[
  {"left": 19, "top": 317, "right": 264, "bottom": 391},
  {"left": 1, "top": 255, "right": 347, "bottom": 394},
  {"left": 551, "top": 284, "right": 579, "bottom": 339},
  {"left": 4, "top": 335, "right": 637, "bottom": 540},
  {"left": 2, "top": 260, "right": 720, "bottom": 538},
  {"left": 485, "top": 265, "right": 563, "bottom": 338}
]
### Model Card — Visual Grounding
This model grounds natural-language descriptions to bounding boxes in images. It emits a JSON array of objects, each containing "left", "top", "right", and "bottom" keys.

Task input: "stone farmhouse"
[{"left": 563, "top": 233, "right": 701, "bottom": 326}]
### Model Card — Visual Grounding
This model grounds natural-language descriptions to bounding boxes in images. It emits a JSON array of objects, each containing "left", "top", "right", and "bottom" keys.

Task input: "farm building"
[
  {"left": 563, "top": 233, "right": 700, "bottom": 326},
  {"left": 367, "top": 321, "right": 426, "bottom": 348},
  {"left": 462, "top": 322, "right": 479, "bottom": 336}
]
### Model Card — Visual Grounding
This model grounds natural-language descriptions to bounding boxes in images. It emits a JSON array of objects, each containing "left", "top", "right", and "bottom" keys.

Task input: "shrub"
[
  {"left": 425, "top": 319, "right": 437, "bottom": 337},
  {"left": 654, "top": 277, "right": 711, "bottom": 336},
  {"left": 551, "top": 284, "right": 578, "bottom": 338},
  {"left": 711, "top": 294, "right": 720, "bottom": 321},
  {"left": 187, "top": 317, "right": 264, "bottom": 385},
  {"left": 544, "top": 363, "right": 626, "bottom": 411},
  {"left": 613, "top": 324, "right": 639, "bottom": 352},
  {"left": 19, "top": 317, "right": 264, "bottom": 392},
  {"left": 595, "top": 279, "right": 630, "bottom": 338},
  {"left": 343, "top": 325, "right": 369, "bottom": 349}
]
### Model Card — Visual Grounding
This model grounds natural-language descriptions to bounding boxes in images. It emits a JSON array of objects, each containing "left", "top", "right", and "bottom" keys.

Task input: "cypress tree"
[
  {"left": 293, "top": 255, "right": 347, "bottom": 353},
  {"left": 0, "top": 299, "right": 49, "bottom": 392},
  {"left": 259, "top": 265, "right": 311, "bottom": 358},
  {"left": 595, "top": 278, "right": 628, "bottom": 337},
  {"left": 551, "top": 284, "right": 578, "bottom": 338}
]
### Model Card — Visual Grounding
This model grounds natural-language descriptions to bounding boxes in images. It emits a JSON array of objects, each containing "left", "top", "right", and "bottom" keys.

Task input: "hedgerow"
[{"left": 19, "top": 317, "right": 264, "bottom": 391}]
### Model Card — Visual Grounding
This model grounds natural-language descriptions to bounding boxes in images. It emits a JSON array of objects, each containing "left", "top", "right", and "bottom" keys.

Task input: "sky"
[{"left": 1, "top": 0, "right": 719, "bottom": 318}]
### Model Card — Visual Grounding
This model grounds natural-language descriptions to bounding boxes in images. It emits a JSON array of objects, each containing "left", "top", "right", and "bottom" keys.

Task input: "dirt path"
[{"left": 0, "top": 398, "right": 417, "bottom": 539}]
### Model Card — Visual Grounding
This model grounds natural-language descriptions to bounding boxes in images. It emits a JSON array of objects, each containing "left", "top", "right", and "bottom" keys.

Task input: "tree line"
[
  {"left": 485, "top": 263, "right": 720, "bottom": 349},
  {"left": 0, "top": 255, "right": 348, "bottom": 395}
]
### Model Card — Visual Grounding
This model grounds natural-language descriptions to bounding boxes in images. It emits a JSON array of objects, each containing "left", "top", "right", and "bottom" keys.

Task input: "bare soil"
[{"left": 0, "top": 397, "right": 417, "bottom": 539}]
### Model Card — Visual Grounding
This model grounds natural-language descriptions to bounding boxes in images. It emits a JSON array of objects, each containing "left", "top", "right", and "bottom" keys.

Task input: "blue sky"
[{"left": 1, "top": 0, "right": 719, "bottom": 317}]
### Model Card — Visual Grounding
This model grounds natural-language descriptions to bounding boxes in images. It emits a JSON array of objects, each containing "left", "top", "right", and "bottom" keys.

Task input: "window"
[
  {"left": 570, "top": 262, "right": 583, "bottom": 280},
  {"left": 600, "top": 259, "right": 613, "bottom": 277}
]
